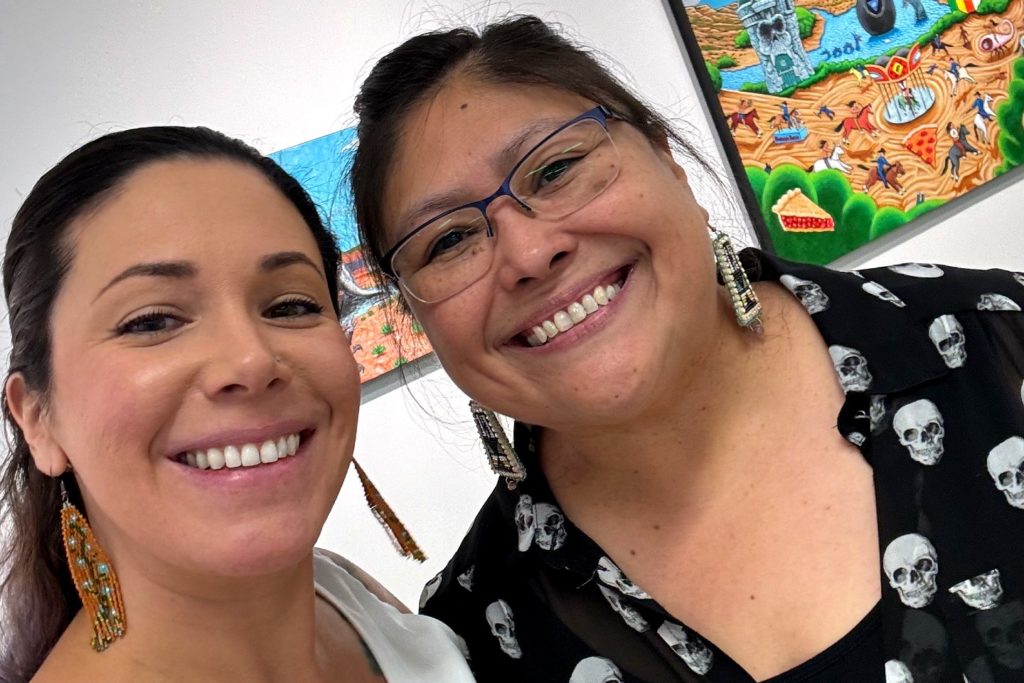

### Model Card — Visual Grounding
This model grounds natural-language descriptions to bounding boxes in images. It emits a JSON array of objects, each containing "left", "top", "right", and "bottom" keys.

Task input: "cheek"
[{"left": 49, "top": 344, "right": 189, "bottom": 463}]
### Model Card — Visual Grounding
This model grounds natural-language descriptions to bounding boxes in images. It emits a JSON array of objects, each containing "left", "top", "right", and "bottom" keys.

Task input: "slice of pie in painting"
[
  {"left": 771, "top": 188, "right": 835, "bottom": 232},
  {"left": 903, "top": 124, "right": 938, "bottom": 167}
]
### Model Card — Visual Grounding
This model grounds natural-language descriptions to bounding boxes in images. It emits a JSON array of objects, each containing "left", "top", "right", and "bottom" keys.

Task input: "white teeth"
[
  {"left": 186, "top": 452, "right": 197, "bottom": 468},
  {"left": 224, "top": 445, "right": 242, "bottom": 469},
  {"left": 260, "top": 440, "right": 279, "bottom": 464},
  {"left": 287, "top": 434, "right": 299, "bottom": 455},
  {"left": 553, "top": 311, "right": 574, "bottom": 332},
  {"left": 196, "top": 451, "right": 209, "bottom": 470},
  {"left": 276, "top": 437, "right": 288, "bottom": 459},
  {"left": 567, "top": 302, "right": 587, "bottom": 323},
  {"left": 207, "top": 447, "right": 225, "bottom": 470},
  {"left": 521, "top": 278, "right": 625, "bottom": 348},
  {"left": 241, "top": 444, "right": 261, "bottom": 467}
]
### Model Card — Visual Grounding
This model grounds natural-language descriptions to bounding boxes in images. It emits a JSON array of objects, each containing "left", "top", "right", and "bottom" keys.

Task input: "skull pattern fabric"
[
  {"left": 418, "top": 250, "right": 1024, "bottom": 683},
  {"left": 892, "top": 399, "right": 946, "bottom": 465}
]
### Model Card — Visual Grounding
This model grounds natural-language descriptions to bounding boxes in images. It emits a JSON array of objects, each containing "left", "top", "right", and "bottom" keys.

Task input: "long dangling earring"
[
  {"left": 353, "top": 460, "right": 426, "bottom": 562},
  {"left": 470, "top": 401, "right": 526, "bottom": 490},
  {"left": 60, "top": 479, "right": 126, "bottom": 652},
  {"left": 710, "top": 227, "right": 763, "bottom": 334}
]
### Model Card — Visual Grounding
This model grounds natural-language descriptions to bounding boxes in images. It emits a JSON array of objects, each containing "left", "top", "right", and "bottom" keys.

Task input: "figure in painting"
[
  {"left": 727, "top": 99, "right": 762, "bottom": 137},
  {"left": 971, "top": 91, "right": 996, "bottom": 143},
  {"left": 941, "top": 122, "right": 981, "bottom": 182}
]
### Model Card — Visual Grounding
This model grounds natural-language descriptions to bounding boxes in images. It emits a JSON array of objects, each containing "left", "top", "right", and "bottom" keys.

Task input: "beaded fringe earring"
[
  {"left": 353, "top": 460, "right": 426, "bottom": 562},
  {"left": 710, "top": 227, "right": 763, "bottom": 334},
  {"left": 60, "top": 480, "right": 126, "bottom": 652},
  {"left": 470, "top": 400, "right": 526, "bottom": 490}
]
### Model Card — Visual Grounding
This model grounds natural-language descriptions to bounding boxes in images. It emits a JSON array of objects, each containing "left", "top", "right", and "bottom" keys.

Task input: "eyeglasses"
[{"left": 383, "top": 105, "right": 622, "bottom": 303}]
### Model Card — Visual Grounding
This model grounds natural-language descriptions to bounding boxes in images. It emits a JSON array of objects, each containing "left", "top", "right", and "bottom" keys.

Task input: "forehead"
[
  {"left": 383, "top": 78, "right": 594, "bottom": 237},
  {"left": 66, "top": 159, "right": 319, "bottom": 278}
]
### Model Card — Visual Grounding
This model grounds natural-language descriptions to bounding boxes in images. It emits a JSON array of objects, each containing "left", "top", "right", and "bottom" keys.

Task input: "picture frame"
[
  {"left": 667, "top": 0, "right": 1024, "bottom": 264},
  {"left": 270, "top": 129, "right": 433, "bottom": 387}
]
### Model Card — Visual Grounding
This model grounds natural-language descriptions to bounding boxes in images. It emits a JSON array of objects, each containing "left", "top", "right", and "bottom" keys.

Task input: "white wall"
[{"left": 3, "top": 0, "right": 1022, "bottom": 609}]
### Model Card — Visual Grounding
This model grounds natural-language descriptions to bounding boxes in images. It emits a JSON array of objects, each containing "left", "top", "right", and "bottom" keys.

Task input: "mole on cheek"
[{"left": 460, "top": 102, "right": 469, "bottom": 110}]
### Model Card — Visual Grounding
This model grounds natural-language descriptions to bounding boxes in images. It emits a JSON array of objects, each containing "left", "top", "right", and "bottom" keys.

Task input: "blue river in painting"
[
  {"left": 717, "top": 0, "right": 952, "bottom": 91},
  {"left": 269, "top": 127, "right": 360, "bottom": 251}
]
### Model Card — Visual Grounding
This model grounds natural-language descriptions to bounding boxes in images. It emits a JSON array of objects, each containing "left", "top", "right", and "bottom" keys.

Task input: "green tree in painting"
[
  {"left": 839, "top": 193, "right": 877, "bottom": 252},
  {"left": 745, "top": 166, "right": 770, "bottom": 207},
  {"left": 706, "top": 61, "right": 722, "bottom": 92},
  {"left": 716, "top": 54, "right": 737, "bottom": 69},
  {"left": 996, "top": 58, "right": 1024, "bottom": 175},
  {"left": 809, "top": 170, "right": 852, "bottom": 231}
]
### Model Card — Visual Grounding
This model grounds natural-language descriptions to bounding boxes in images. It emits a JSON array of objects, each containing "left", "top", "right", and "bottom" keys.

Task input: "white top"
[{"left": 313, "top": 550, "right": 476, "bottom": 683}]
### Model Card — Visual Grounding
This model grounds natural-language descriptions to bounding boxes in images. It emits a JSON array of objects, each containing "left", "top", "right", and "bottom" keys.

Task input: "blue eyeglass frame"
[{"left": 382, "top": 105, "right": 617, "bottom": 279}]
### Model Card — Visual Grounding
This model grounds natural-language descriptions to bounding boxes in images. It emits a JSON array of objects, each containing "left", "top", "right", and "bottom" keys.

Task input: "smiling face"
[
  {"left": 16, "top": 159, "right": 358, "bottom": 580},
  {"left": 383, "top": 78, "right": 719, "bottom": 429}
]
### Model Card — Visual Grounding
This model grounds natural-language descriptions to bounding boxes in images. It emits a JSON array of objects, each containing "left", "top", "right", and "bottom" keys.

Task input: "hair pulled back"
[
  {"left": 351, "top": 14, "right": 715, "bottom": 286},
  {"left": 0, "top": 126, "right": 339, "bottom": 682}
]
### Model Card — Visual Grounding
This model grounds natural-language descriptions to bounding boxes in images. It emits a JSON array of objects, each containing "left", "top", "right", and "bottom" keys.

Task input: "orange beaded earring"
[{"left": 60, "top": 479, "right": 126, "bottom": 651}]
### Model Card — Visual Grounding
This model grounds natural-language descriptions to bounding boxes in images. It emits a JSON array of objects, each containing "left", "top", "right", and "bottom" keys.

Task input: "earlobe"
[{"left": 5, "top": 373, "right": 69, "bottom": 476}]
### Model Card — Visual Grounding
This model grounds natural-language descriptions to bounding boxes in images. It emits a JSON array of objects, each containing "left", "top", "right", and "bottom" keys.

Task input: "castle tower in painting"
[{"left": 736, "top": 0, "right": 814, "bottom": 93}]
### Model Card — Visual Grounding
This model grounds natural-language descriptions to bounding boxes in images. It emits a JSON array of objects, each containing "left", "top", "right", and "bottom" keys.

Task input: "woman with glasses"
[{"left": 350, "top": 15, "right": 1024, "bottom": 683}]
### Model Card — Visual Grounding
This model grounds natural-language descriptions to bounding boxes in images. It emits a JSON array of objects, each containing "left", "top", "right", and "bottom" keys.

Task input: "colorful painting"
[
  {"left": 270, "top": 130, "right": 431, "bottom": 383},
  {"left": 669, "top": 0, "right": 1024, "bottom": 263}
]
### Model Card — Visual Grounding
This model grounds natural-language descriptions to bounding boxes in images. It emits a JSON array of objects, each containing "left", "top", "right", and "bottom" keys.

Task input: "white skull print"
[
  {"left": 569, "top": 656, "right": 624, "bottom": 683},
  {"left": 780, "top": 274, "right": 830, "bottom": 314},
  {"left": 533, "top": 502, "right": 567, "bottom": 551},
  {"left": 457, "top": 565, "right": 475, "bottom": 592},
  {"left": 596, "top": 556, "right": 651, "bottom": 600},
  {"left": 888, "top": 263, "right": 945, "bottom": 278},
  {"left": 884, "top": 533, "right": 939, "bottom": 608},
  {"left": 514, "top": 494, "right": 536, "bottom": 552},
  {"left": 884, "top": 659, "right": 914, "bottom": 683},
  {"left": 977, "top": 293, "right": 1021, "bottom": 311},
  {"left": 599, "top": 585, "right": 649, "bottom": 632},
  {"left": 658, "top": 621, "right": 714, "bottom": 675},
  {"left": 419, "top": 571, "right": 443, "bottom": 610},
  {"left": 892, "top": 400, "right": 946, "bottom": 466},
  {"left": 928, "top": 315, "right": 967, "bottom": 369},
  {"left": 862, "top": 281, "right": 907, "bottom": 307},
  {"left": 829, "top": 345, "right": 873, "bottom": 393},
  {"left": 949, "top": 569, "right": 1004, "bottom": 611},
  {"left": 986, "top": 437, "right": 1024, "bottom": 509},
  {"left": 485, "top": 599, "right": 522, "bottom": 659}
]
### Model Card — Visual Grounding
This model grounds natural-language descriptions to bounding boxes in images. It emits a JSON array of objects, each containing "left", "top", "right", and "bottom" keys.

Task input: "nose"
[
  {"left": 199, "top": 313, "right": 290, "bottom": 398},
  {"left": 489, "top": 198, "right": 577, "bottom": 291}
]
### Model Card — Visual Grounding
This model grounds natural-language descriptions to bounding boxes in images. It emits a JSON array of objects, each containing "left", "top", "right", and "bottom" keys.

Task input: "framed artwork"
[
  {"left": 270, "top": 130, "right": 432, "bottom": 384},
  {"left": 668, "top": 0, "right": 1024, "bottom": 263}
]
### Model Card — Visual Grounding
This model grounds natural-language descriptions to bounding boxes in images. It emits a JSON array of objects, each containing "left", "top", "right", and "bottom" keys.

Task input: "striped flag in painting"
[{"left": 948, "top": 0, "right": 977, "bottom": 12}]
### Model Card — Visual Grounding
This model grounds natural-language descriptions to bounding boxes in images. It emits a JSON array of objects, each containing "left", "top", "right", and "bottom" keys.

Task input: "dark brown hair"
[
  {"left": 0, "top": 126, "right": 340, "bottom": 682},
  {"left": 350, "top": 14, "right": 716, "bottom": 290}
]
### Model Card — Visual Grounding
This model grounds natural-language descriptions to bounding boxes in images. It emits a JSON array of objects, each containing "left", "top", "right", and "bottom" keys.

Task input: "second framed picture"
[{"left": 668, "top": 0, "right": 1024, "bottom": 263}]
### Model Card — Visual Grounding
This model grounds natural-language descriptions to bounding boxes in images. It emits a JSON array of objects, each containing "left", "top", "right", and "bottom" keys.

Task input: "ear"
[{"left": 5, "top": 373, "right": 69, "bottom": 476}]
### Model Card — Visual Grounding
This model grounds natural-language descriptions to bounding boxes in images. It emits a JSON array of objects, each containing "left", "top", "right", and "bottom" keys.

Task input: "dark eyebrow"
[
  {"left": 94, "top": 252, "right": 324, "bottom": 303},
  {"left": 259, "top": 251, "right": 324, "bottom": 277},
  {"left": 95, "top": 261, "right": 196, "bottom": 302},
  {"left": 395, "top": 117, "right": 565, "bottom": 235}
]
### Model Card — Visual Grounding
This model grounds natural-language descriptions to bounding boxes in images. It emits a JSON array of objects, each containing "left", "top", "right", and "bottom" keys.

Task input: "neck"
[
  {"left": 64, "top": 553, "right": 335, "bottom": 682},
  {"left": 540, "top": 283, "right": 841, "bottom": 521}
]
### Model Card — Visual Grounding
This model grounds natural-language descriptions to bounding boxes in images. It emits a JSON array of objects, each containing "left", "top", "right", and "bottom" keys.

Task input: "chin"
[{"left": 192, "top": 517, "right": 323, "bottom": 578}]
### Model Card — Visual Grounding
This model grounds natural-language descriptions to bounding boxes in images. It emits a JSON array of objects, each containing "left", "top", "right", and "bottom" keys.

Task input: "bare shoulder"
[{"left": 316, "top": 548, "right": 410, "bottom": 614}]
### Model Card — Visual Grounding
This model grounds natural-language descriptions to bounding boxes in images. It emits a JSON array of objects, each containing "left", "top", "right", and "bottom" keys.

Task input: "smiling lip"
[
  {"left": 166, "top": 422, "right": 314, "bottom": 463},
  {"left": 506, "top": 264, "right": 633, "bottom": 348}
]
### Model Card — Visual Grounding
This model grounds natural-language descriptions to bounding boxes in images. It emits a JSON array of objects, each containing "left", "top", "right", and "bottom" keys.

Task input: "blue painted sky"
[{"left": 269, "top": 127, "right": 360, "bottom": 252}]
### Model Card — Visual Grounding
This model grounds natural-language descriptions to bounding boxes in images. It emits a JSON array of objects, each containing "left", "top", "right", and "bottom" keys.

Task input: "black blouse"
[{"left": 421, "top": 250, "right": 1024, "bottom": 683}]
